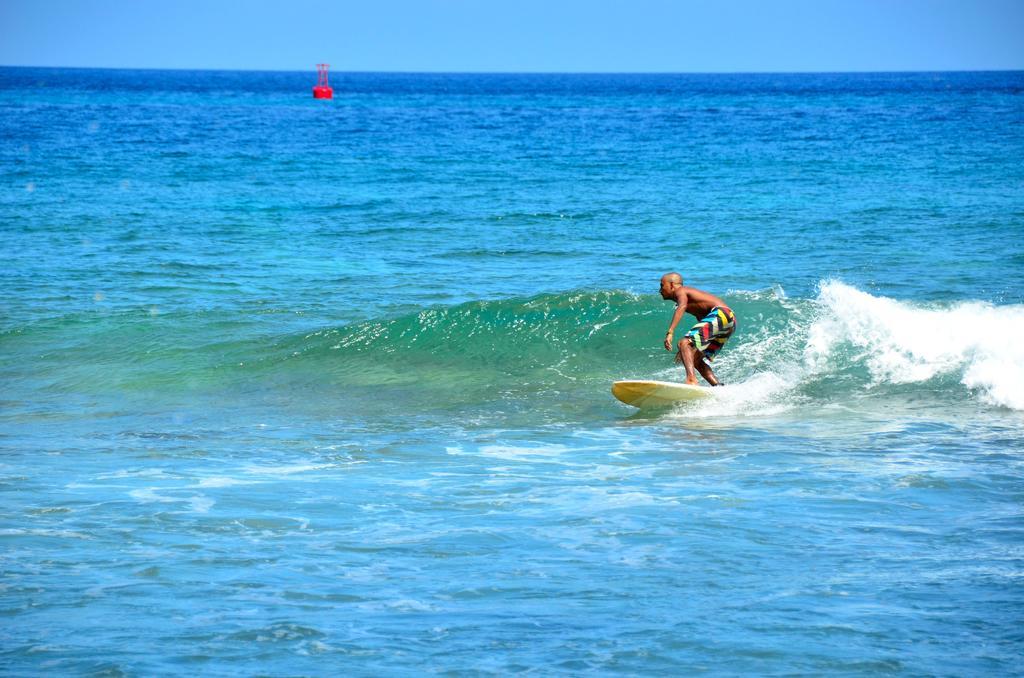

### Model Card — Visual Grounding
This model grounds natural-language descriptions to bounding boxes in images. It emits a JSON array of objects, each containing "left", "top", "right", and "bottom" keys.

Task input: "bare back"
[{"left": 677, "top": 285, "right": 729, "bottom": 319}]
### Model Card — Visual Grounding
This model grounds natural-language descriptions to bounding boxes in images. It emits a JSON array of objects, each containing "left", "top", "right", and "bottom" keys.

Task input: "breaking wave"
[{"left": 7, "top": 282, "right": 1023, "bottom": 413}]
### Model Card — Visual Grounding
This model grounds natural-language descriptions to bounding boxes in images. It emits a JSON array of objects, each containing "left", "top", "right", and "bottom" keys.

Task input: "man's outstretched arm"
[{"left": 663, "top": 290, "right": 688, "bottom": 351}]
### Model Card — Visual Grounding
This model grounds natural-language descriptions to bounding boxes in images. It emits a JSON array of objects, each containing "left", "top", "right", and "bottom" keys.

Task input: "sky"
[{"left": 1, "top": 0, "right": 1022, "bottom": 73}]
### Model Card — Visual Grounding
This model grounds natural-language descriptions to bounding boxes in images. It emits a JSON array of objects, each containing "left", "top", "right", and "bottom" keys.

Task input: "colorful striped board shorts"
[{"left": 685, "top": 306, "right": 737, "bottom": 361}]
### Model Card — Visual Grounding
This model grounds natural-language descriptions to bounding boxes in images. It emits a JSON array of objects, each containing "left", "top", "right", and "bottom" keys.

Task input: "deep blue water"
[{"left": 1, "top": 68, "right": 1023, "bottom": 675}]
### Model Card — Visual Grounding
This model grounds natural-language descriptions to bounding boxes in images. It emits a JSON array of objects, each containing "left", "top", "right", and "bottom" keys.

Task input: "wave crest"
[{"left": 807, "top": 281, "right": 1024, "bottom": 410}]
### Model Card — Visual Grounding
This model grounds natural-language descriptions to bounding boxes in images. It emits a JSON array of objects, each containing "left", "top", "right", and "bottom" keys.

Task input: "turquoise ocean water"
[{"left": 2, "top": 68, "right": 1023, "bottom": 674}]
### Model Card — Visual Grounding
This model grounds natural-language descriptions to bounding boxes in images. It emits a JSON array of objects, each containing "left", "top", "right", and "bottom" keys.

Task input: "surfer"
[{"left": 659, "top": 272, "right": 737, "bottom": 387}]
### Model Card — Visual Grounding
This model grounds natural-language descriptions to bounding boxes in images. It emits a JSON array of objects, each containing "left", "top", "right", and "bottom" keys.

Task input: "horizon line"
[{"left": 2, "top": 64, "right": 1023, "bottom": 77}]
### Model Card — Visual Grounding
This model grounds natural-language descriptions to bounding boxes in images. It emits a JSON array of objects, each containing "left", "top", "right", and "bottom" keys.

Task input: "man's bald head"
[{"left": 659, "top": 272, "right": 684, "bottom": 299}]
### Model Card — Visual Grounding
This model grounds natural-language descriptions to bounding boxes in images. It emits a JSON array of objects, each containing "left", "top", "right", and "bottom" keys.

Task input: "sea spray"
[
  {"left": 672, "top": 282, "right": 1024, "bottom": 417},
  {"left": 809, "top": 281, "right": 1024, "bottom": 410}
]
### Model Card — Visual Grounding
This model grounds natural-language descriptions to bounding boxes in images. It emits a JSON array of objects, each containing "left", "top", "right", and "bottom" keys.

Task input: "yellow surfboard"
[{"left": 611, "top": 380, "right": 710, "bottom": 408}]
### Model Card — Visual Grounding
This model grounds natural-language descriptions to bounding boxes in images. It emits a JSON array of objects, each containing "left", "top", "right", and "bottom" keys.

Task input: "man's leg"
[
  {"left": 676, "top": 338, "right": 721, "bottom": 386},
  {"left": 675, "top": 338, "right": 700, "bottom": 385},
  {"left": 694, "top": 358, "right": 721, "bottom": 386}
]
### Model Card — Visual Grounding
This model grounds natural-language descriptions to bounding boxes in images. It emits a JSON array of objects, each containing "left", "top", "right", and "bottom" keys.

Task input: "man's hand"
[{"left": 663, "top": 331, "right": 674, "bottom": 351}]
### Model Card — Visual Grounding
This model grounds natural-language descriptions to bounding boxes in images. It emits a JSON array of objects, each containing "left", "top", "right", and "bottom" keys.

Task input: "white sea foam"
[
  {"left": 241, "top": 463, "right": 334, "bottom": 476},
  {"left": 671, "top": 281, "right": 1024, "bottom": 416},
  {"left": 195, "top": 477, "right": 259, "bottom": 488},
  {"left": 698, "top": 371, "right": 797, "bottom": 418},
  {"left": 477, "top": 443, "right": 571, "bottom": 461},
  {"left": 128, "top": 488, "right": 174, "bottom": 503},
  {"left": 128, "top": 488, "right": 214, "bottom": 513},
  {"left": 811, "top": 281, "right": 1024, "bottom": 410}
]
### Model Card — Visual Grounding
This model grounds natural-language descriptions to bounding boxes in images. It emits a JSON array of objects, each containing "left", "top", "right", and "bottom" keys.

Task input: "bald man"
[{"left": 659, "top": 273, "right": 737, "bottom": 386}]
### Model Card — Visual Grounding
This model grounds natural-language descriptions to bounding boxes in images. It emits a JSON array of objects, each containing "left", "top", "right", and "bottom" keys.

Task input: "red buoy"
[{"left": 313, "top": 63, "right": 333, "bottom": 99}]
